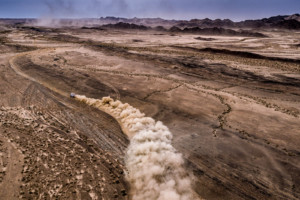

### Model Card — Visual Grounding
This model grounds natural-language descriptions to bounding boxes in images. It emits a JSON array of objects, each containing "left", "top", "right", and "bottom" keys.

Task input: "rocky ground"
[{"left": 0, "top": 26, "right": 299, "bottom": 199}]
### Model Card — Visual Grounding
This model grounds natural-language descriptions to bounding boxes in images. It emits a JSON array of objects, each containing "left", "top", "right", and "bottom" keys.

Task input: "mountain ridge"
[{"left": 98, "top": 14, "right": 300, "bottom": 29}]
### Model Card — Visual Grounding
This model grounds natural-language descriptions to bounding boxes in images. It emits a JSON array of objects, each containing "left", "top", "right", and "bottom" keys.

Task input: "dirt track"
[{"left": 0, "top": 27, "right": 300, "bottom": 199}]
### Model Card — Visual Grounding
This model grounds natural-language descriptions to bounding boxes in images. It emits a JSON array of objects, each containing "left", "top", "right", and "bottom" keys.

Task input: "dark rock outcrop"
[
  {"left": 169, "top": 26, "right": 267, "bottom": 37},
  {"left": 102, "top": 22, "right": 149, "bottom": 30}
]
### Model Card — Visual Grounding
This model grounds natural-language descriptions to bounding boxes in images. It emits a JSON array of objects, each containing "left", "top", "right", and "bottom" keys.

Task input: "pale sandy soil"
[{"left": 0, "top": 26, "right": 299, "bottom": 200}]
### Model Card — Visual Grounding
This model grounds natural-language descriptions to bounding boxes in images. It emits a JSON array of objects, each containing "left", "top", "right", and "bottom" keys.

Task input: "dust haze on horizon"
[{"left": 0, "top": 0, "right": 300, "bottom": 21}]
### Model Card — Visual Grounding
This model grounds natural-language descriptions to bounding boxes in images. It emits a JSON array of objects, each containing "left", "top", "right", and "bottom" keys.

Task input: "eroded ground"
[{"left": 0, "top": 26, "right": 300, "bottom": 199}]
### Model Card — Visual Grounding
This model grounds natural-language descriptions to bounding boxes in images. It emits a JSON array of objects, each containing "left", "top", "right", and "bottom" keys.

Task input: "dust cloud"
[{"left": 74, "top": 95, "right": 194, "bottom": 200}]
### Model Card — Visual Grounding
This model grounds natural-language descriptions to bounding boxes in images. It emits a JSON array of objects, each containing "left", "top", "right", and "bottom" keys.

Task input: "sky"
[{"left": 0, "top": 0, "right": 299, "bottom": 21}]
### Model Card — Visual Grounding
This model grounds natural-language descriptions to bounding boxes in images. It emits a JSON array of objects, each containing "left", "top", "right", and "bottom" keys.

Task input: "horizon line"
[{"left": 0, "top": 13, "right": 299, "bottom": 23}]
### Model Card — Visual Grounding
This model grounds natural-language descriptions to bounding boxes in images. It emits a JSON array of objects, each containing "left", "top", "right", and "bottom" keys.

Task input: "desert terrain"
[{"left": 0, "top": 19, "right": 299, "bottom": 200}]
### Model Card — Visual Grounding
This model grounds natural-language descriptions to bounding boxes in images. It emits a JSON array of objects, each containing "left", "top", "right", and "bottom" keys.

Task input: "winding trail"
[
  {"left": 9, "top": 45, "right": 299, "bottom": 144},
  {"left": 6, "top": 40, "right": 300, "bottom": 200}
]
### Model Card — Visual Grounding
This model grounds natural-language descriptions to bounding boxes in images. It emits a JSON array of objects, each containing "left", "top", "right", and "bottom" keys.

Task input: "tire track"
[{"left": 0, "top": 135, "right": 24, "bottom": 200}]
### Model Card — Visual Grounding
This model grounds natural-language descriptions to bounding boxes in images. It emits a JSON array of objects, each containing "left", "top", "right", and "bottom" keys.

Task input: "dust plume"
[{"left": 74, "top": 95, "right": 194, "bottom": 200}]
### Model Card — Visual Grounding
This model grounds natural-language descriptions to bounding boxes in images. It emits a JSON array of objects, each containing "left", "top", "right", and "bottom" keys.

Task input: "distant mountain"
[
  {"left": 1, "top": 14, "right": 299, "bottom": 30},
  {"left": 99, "top": 16, "right": 178, "bottom": 27},
  {"left": 285, "top": 14, "right": 300, "bottom": 22},
  {"left": 236, "top": 14, "right": 300, "bottom": 29},
  {"left": 99, "top": 14, "right": 300, "bottom": 30},
  {"left": 176, "top": 18, "right": 235, "bottom": 28},
  {"left": 102, "top": 22, "right": 148, "bottom": 30},
  {"left": 97, "top": 23, "right": 267, "bottom": 37}
]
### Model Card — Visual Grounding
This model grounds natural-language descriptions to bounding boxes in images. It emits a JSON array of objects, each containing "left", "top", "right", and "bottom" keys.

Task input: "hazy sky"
[{"left": 0, "top": 0, "right": 299, "bottom": 21}]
